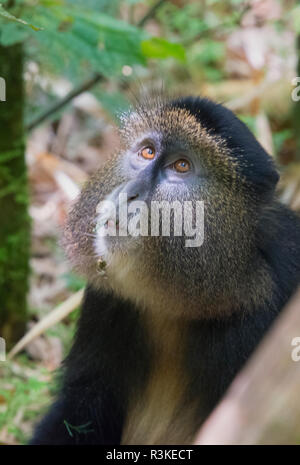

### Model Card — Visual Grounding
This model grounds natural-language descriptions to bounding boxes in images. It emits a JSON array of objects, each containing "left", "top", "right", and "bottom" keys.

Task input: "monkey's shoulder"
[{"left": 257, "top": 201, "right": 300, "bottom": 308}]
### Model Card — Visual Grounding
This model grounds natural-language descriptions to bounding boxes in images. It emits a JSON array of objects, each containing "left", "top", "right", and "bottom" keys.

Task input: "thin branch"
[
  {"left": 26, "top": 0, "right": 166, "bottom": 132},
  {"left": 26, "top": 73, "right": 103, "bottom": 131},
  {"left": 137, "top": 0, "right": 165, "bottom": 28},
  {"left": 8, "top": 289, "right": 84, "bottom": 359}
]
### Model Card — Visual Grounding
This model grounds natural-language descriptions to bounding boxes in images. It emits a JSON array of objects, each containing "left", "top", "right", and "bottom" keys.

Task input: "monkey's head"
[{"left": 64, "top": 96, "right": 279, "bottom": 319}]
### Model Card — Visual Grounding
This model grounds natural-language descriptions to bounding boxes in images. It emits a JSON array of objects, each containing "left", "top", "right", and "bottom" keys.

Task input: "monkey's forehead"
[{"left": 121, "top": 106, "right": 226, "bottom": 148}]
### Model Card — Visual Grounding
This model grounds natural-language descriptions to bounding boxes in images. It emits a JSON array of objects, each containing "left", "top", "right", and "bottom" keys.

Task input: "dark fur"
[{"left": 31, "top": 97, "right": 300, "bottom": 445}]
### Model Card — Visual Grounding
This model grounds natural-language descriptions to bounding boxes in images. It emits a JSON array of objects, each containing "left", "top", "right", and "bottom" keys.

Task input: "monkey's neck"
[{"left": 121, "top": 313, "right": 198, "bottom": 445}]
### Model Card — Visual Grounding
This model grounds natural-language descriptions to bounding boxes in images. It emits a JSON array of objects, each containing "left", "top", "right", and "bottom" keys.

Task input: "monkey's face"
[{"left": 64, "top": 99, "right": 278, "bottom": 318}]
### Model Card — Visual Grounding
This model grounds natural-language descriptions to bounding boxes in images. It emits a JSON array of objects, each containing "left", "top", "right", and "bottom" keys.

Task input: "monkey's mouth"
[
  {"left": 95, "top": 198, "right": 143, "bottom": 238},
  {"left": 94, "top": 205, "right": 141, "bottom": 266},
  {"left": 103, "top": 218, "right": 119, "bottom": 231},
  {"left": 100, "top": 217, "right": 130, "bottom": 236},
  {"left": 95, "top": 192, "right": 132, "bottom": 237}
]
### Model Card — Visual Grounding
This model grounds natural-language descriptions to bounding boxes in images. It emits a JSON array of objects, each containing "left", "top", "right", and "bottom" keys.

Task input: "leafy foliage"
[
  {"left": 0, "top": 0, "right": 184, "bottom": 78},
  {"left": 0, "top": 0, "right": 186, "bottom": 124},
  {"left": 0, "top": 357, "right": 51, "bottom": 444}
]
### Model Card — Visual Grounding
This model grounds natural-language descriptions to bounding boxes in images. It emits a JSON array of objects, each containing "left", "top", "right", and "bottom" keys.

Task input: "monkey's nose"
[
  {"left": 123, "top": 175, "right": 151, "bottom": 203},
  {"left": 128, "top": 193, "right": 139, "bottom": 202}
]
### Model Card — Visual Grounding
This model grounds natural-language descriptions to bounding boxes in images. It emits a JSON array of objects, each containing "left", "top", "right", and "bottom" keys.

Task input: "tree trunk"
[
  {"left": 194, "top": 289, "right": 300, "bottom": 445},
  {"left": 0, "top": 43, "right": 30, "bottom": 347}
]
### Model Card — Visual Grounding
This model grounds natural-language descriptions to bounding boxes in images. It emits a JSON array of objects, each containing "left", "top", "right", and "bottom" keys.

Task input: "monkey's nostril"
[{"left": 128, "top": 193, "right": 139, "bottom": 201}]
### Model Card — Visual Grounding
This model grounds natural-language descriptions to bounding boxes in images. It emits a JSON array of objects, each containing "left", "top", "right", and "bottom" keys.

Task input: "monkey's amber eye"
[
  {"left": 140, "top": 146, "right": 155, "bottom": 160},
  {"left": 174, "top": 159, "right": 191, "bottom": 173}
]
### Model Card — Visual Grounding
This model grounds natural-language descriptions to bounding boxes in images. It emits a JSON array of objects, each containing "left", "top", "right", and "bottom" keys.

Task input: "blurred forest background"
[{"left": 0, "top": 0, "right": 300, "bottom": 445}]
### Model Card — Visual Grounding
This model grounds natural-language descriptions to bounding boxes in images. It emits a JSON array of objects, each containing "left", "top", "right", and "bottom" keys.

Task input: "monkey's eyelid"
[
  {"left": 133, "top": 137, "right": 157, "bottom": 151},
  {"left": 165, "top": 159, "right": 193, "bottom": 172}
]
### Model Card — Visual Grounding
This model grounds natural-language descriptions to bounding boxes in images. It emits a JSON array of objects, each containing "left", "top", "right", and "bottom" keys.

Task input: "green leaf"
[
  {"left": 0, "top": 23, "right": 30, "bottom": 46},
  {"left": 67, "top": 7, "right": 143, "bottom": 35},
  {"left": 0, "top": 4, "right": 42, "bottom": 31},
  {"left": 141, "top": 37, "right": 185, "bottom": 62},
  {"left": 22, "top": 5, "right": 146, "bottom": 77}
]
